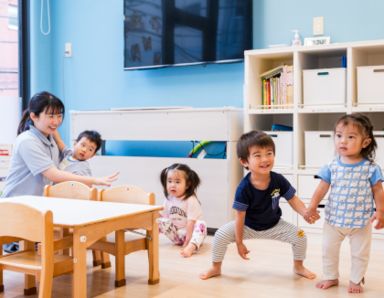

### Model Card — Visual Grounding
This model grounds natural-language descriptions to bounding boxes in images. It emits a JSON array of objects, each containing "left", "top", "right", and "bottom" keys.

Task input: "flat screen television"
[{"left": 124, "top": 0, "right": 252, "bottom": 70}]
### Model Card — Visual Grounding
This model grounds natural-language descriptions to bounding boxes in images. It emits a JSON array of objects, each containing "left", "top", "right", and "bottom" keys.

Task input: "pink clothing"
[
  {"left": 158, "top": 195, "right": 207, "bottom": 249},
  {"left": 160, "top": 195, "right": 203, "bottom": 229},
  {"left": 157, "top": 217, "right": 207, "bottom": 249}
]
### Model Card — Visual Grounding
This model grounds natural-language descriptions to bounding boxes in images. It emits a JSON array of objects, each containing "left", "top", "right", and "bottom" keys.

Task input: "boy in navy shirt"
[{"left": 200, "top": 130, "right": 319, "bottom": 280}]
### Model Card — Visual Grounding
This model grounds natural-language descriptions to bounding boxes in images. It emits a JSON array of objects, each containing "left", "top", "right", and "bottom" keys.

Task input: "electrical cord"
[{"left": 40, "top": 0, "right": 51, "bottom": 35}]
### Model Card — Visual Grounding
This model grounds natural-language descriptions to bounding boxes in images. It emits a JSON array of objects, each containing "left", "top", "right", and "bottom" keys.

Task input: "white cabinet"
[
  {"left": 244, "top": 40, "right": 384, "bottom": 238},
  {"left": 71, "top": 108, "right": 243, "bottom": 229}
]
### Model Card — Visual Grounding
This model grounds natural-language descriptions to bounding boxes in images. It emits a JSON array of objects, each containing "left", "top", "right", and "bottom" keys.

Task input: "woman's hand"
[{"left": 93, "top": 172, "right": 119, "bottom": 186}]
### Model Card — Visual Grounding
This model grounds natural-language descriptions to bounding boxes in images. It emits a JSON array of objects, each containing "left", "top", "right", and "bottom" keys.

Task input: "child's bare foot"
[
  {"left": 293, "top": 261, "right": 316, "bottom": 279},
  {"left": 348, "top": 280, "right": 364, "bottom": 293},
  {"left": 316, "top": 279, "right": 339, "bottom": 289},
  {"left": 180, "top": 243, "right": 196, "bottom": 258},
  {"left": 199, "top": 262, "right": 222, "bottom": 280}
]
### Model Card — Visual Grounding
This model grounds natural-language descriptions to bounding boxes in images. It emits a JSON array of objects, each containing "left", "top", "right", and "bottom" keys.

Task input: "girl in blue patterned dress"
[{"left": 306, "top": 113, "right": 384, "bottom": 293}]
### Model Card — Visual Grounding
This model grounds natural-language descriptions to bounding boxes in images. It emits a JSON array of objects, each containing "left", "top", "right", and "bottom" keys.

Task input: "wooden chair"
[
  {"left": 91, "top": 184, "right": 156, "bottom": 287},
  {"left": 43, "top": 181, "right": 102, "bottom": 266},
  {"left": 43, "top": 181, "right": 98, "bottom": 201},
  {"left": 0, "top": 202, "right": 73, "bottom": 298}
]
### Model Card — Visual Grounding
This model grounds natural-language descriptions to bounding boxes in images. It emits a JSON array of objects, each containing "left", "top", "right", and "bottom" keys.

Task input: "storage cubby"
[
  {"left": 297, "top": 112, "right": 344, "bottom": 168},
  {"left": 298, "top": 48, "right": 348, "bottom": 109},
  {"left": 244, "top": 50, "right": 293, "bottom": 110},
  {"left": 244, "top": 40, "right": 384, "bottom": 238},
  {"left": 351, "top": 42, "right": 384, "bottom": 107},
  {"left": 244, "top": 113, "right": 293, "bottom": 169}
]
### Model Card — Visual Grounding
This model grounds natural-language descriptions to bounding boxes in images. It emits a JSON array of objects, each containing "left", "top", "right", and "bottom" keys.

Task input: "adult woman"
[{"left": 2, "top": 91, "right": 118, "bottom": 198}]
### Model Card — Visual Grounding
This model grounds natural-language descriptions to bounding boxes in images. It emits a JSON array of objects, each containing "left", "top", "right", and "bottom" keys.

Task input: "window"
[{"left": 0, "top": 0, "right": 19, "bottom": 97}]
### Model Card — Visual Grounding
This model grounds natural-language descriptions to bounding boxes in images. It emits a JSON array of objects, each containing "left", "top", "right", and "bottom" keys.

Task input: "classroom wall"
[{"left": 29, "top": 0, "right": 384, "bottom": 143}]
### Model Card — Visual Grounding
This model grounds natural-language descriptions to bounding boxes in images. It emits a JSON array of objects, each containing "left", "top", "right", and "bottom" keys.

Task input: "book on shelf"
[{"left": 260, "top": 65, "right": 293, "bottom": 108}]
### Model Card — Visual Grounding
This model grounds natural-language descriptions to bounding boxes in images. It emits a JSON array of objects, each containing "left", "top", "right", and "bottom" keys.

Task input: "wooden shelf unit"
[{"left": 244, "top": 40, "right": 384, "bottom": 239}]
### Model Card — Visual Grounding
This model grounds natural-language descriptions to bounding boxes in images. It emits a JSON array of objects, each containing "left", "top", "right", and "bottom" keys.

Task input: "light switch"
[
  {"left": 313, "top": 16, "right": 324, "bottom": 36},
  {"left": 64, "top": 42, "right": 72, "bottom": 57}
]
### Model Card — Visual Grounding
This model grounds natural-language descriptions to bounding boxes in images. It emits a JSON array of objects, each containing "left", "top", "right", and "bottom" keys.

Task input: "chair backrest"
[
  {"left": 99, "top": 184, "right": 155, "bottom": 205},
  {"left": 0, "top": 202, "right": 54, "bottom": 278},
  {"left": 0, "top": 202, "right": 69, "bottom": 298},
  {"left": 43, "top": 181, "right": 97, "bottom": 200},
  {"left": 0, "top": 202, "right": 53, "bottom": 245}
]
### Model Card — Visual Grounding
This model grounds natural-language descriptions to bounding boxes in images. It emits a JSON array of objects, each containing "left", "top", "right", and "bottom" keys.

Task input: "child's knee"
[
  {"left": 294, "top": 229, "right": 307, "bottom": 246},
  {"left": 157, "top": 217, "right": 172, "bottom": 233},
  {"left": 194, "top": 220, "right": 207, "bottom": 235},
  {"left": 214, "top": 226, "right": 235, "bottom": 244}
]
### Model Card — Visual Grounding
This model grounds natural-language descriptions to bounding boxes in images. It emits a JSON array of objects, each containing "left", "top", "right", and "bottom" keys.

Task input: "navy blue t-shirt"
[{"left": 232, "top": 171, "right": 296, "bottom": 231}]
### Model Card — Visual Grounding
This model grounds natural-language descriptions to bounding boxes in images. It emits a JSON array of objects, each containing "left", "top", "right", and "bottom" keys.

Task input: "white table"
[{"left": 1, "top": 195, "right": 162, "bottom": 297}]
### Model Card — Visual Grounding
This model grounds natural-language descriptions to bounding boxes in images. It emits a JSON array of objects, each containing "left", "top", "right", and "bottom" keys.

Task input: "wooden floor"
[{"left": 1, "top": 233, "right": 383, "bottom": 298}]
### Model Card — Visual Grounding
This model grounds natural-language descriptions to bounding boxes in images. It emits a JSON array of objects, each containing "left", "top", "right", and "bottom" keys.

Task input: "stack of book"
[{"left": 260, "top": 65, "right": 293, "bottom": 108}]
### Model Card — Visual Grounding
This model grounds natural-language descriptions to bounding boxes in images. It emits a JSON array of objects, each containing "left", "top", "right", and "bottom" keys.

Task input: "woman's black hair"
[
  {"left": 160, "top": 163, "right": 201, "bottom": 200},
  {"left": 17, "top": 91, "right": 65, "bottom": 135}
]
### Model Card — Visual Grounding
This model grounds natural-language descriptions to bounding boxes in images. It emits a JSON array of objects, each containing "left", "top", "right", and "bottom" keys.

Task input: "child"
[
  {"left": 158, "top": 163, "right": 207, "bottom": 257},
  {"left": 53, "top": 130, "right": 102, "bottom": 176},
  {"left": 305, "top": 113, "right": 384, "bottom": 293},
  {"left": 200, "top": 130, "right": 318, "bottom": 280}
]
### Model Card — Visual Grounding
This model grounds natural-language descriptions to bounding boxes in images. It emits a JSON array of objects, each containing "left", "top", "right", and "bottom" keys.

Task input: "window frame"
[{"left": 18, "top": 0, "right": 30, "bottom": 109}]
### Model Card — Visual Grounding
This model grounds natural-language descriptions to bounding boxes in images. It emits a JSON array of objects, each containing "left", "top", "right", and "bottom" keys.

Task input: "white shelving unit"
[
  {"left": 70, "top": 108, "right": 243, "bottom": 229},
  {"left": 244, "top": 40, "right": 384, "bottom": 239}
]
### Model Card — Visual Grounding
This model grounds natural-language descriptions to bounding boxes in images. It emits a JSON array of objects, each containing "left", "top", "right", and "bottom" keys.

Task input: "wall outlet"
[
  {"left": 313, "top": 16, "right": 324, "bottom": 36},
  {"left": 64, "top": 42, "right": 72, "bottom": 57}
]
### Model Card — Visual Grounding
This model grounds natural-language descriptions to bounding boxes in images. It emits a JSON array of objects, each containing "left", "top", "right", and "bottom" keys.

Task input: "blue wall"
[{"left": 29, "top": 0, "right": 384, "bottom": 143}]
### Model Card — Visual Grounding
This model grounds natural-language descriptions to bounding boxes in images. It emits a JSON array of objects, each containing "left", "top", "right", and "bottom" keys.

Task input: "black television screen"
[{"left": 124, "top": 0, "right": 252, "bottom": 70}]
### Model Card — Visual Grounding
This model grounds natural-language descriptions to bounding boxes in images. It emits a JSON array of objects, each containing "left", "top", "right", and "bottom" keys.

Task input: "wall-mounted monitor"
[{"left": 124, "top": 0, "right": 253, "bottom": 70}]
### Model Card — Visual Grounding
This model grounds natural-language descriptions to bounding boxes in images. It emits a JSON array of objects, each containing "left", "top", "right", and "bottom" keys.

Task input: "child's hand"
[
  {"left": 93, "top": 171, "right": 119, "bottom": 186},
  {"left": 236, "top": 242, "right": 250, "bottom": 260},
  {"left": 303, "top": 208, "right": 320, "bottom": 224},
  {"left": 371, "top": 211, "right": 384, "bottom": 229}
]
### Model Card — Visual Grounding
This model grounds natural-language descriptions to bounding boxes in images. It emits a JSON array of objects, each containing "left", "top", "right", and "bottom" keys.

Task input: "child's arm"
[
  {"left": 288, "top": 195, "right": 319, "bottom": 223},
  {"left": 52, "top": 130, "right": 66, "bottom": 152},
  {"left": 371, "top": 181, "right": 384, "bottom": 229},
  {"left": 235, "top": 210, "right": 250, "bottom": 260},
  {"left": 305, "top": 180, "right": 330, "bottom": 221},
  {"left": 183, "top": 219, "right": 196, "bottom": 246}
]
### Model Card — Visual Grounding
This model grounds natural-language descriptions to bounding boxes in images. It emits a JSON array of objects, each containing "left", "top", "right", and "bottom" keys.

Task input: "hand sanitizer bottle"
[{"left": 291, "top": 30, "right": 302, "bottom": 46}]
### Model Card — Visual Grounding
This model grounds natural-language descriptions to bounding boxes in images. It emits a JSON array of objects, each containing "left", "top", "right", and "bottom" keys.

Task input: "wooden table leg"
[
  {"left": 72, "top": 231, "right": 88, "bottom": 298},
  {"left": 147, "top": 212, "right": 160, "bottom": 284},
  {"left": 114, "top": 230, "right": 126, "bottom": 287}
]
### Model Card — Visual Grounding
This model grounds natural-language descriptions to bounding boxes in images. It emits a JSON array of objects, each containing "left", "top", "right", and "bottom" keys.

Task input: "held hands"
[
  {"left": 371, "top": 211, "right": 384, "bottom": 229},
  {"left": 93, "top": 171, "right": 119, "bottom": 186},
  {"left": 236, "top": 242, "right": 250, "bottom": 260},
  {"left": 303, "top": 207, "right": 320, "bottom": 224}
]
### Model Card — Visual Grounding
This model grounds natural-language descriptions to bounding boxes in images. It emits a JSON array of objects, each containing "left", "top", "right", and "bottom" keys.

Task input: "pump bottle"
[{"left": 291, "top": 30, "right": 302, "bottom": 46}]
